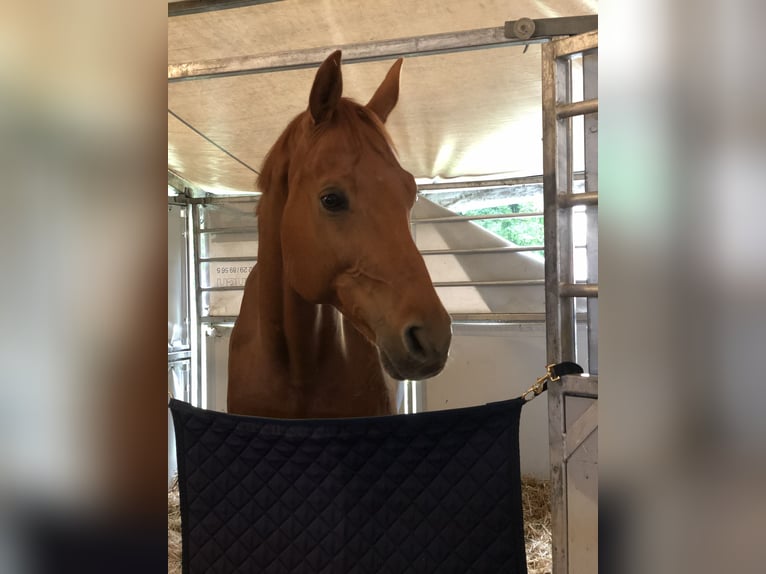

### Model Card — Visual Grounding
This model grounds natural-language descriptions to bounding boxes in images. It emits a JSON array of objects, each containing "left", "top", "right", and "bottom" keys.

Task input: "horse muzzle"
[{"left": 379, "top": 320, "right": 452, "bottom": 381}]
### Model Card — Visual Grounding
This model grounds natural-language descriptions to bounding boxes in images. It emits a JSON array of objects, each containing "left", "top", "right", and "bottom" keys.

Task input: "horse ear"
[
  {"left": 366, "top": 58, "right": 403, "bottom": 123},
  {"left": 309, "top": 50, "right": 343, "bottom": 124}
]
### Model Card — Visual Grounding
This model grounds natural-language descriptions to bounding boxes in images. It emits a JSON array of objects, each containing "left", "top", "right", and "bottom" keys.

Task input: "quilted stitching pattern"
[{"left": 170, "top": 399, "right": 527, "bottom": 574}]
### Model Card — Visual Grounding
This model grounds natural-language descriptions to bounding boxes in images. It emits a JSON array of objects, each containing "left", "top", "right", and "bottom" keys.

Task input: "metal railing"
[{"left": 542, "top": 29, "right": 598, "bottom": 574}]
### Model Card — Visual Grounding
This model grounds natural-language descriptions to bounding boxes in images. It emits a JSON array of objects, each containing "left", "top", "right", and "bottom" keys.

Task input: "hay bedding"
[{"left": 167, "top": 475, "right": 551, "bottom": 574}]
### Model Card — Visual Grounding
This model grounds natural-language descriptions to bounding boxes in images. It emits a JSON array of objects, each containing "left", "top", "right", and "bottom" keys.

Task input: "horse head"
[{"left": 260, "top": 50, "right": 451, "bottom": 381}]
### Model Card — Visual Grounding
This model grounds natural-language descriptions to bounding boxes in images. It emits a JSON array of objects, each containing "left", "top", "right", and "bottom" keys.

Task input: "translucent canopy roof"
[{"left": 168, "top": 0, "right": 597, "bottom": 194}]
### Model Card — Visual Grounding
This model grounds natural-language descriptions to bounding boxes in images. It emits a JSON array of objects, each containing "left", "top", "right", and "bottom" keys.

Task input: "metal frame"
[
  {"left": 168, "top": 15, "right": 597, "bottom": 82},
  {"left": 168, "top": 0, "right": 282, "bottom": 18},
  {"left": 542, "top": 30, "right": 598, "bottom": 574},
  {"left": 169, "top": 27, "right": 544, "bottom": 82},
  {"left": 189, "top": 200, "right": 203, "bottom": 407}
]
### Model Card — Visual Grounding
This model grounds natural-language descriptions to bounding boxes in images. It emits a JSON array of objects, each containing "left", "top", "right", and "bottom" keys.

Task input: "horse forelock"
[
  {"left": 321, "top": 99, "right": 398, "bottom": 159},
  {"left": 256, "top": 99, "right": 400, "bottom": 217}
]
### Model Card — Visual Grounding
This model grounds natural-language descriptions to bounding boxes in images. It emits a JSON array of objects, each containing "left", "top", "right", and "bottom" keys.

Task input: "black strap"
[
  {"left": 550, "top": 361, "right": 584, "bottom": 378},
  {"left": 522, "top": 361, "right": 584, "bottom": 400}
]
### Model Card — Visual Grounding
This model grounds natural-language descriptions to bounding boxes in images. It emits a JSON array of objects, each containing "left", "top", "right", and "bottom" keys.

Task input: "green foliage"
[{"left": 458, "top": 202, "right": 544, "bottom": 254}]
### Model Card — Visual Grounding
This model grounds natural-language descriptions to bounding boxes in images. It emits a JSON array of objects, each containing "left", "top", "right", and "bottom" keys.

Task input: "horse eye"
[{"left": 320, "top": 191, "right": 348, "bottom": 212}]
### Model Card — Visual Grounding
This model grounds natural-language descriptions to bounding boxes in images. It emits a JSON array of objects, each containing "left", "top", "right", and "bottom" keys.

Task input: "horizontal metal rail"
[
  {"left": 420, "top": 245, "right": 544, "bottom": 256},
  {"left": 452, "top": 312, "right": 587, "bottom": 324},
  {"left": 199, "top": 256, "right": 257, "bottom": 263},
  {"left": 168, "top": 169, "right": 202, "bottom": 197},
  {"left": 168, "top": 350, "right": 192, "bottom": 362},
  {"left": 412, "top": 211, "right": 543, "bottom": 224},
  {"left": 199, "top": 226, "right": 258, "bottom": 234},
  {"left": 552, "top": 29, "right": 599, "bottom": 58},
  {"left": 200, "top": 286, "right": 245, "bottom": 292},
  {"left": 433, "top": 279, "right": 544, "bottom": 288},
  {"left": 201, "top": 313, "right": 591, "bottom": 325},
  {"left": 453, "top": 313, "right": 545, "bottom": 323},
  {"left": 200, "top": 278, "right": 546, "bottom": 292},
  {"left": 559, "top": 283, "right": 598, "bottom": 298},
  {"left": 201, "top": 315, "right": 239, "bottom": 323},
  {"left": 202, "top": 312, "right": 591, "bottom": 326},
  {"left": 169, "top": 0, "right": 281, "bottom": 17},
  {"left": 558, "top": 373, "right": 599, "bottom": 398},
  {"left": 556, "top": 98, "right": 598, "bottom": 118},
  {"left": 417, "top": 172, "right": 584, "bottom": 193},
  {"left": 198, "top": 194, "right": 260, "bottom": 203},
  {"left": 198, "top": 209, "right": 547, "bottom": 232},
  {"left": 418, "top": 174, "right": 544, "bottom": 192},
  {"left": 559, "top": 192, "right": 598, "bottom": 207},
  {"left": 169, "top": 27, "right": 549, "bottom": 81}
]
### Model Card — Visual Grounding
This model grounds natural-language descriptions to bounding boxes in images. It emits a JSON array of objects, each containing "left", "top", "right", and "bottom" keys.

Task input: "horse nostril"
[{"left": 404, "top": 325, "right": 427, "bottom": 359}]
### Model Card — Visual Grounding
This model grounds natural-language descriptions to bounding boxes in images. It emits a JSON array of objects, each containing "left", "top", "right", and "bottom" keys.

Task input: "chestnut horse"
[{"left": 228, "top": 51, "right": 451, "bottom": 418}]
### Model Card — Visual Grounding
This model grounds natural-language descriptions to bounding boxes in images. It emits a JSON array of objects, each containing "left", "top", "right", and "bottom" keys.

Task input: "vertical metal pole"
[
  {"left": 542, "top": 41, "right": 570, "bottom": 574},
  {"left": 544, "top": 52, "right": 575, "bottom": 365},
  {"left": 583, "top": 52, "right": 599, "bottom": 375},
  {"left": 558, "top": 57, "right": 575, "bottom": 364},
  {"left": 544, "top": 32, "right": 598, "bottom": 574},
  {"left": 543, "top": 44, "right": 561, "bottom": 365},
  {"left": 189, "top": 201, "right": 202, "bottom": 407}
]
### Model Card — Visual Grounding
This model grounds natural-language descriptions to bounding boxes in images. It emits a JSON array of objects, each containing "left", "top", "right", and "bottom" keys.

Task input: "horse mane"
[{"left": 257, "top": 98, "right": 397, "bottom": 199}]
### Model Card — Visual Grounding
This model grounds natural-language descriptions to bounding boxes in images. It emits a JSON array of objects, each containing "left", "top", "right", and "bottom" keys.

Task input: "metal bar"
[
  {"left": 559, "top": 56, "right": 576, "bottom": 363},
  {"left": 433, "top": 279, "right": 544, "bottom": 288},
  {"left": 452, "top": 313, "right": 546, "bottom": 323},
  {"left": 504, "top": 15, "right": 598, "bottom": 40},
  {"left": 198, "top": 194, "right": 260, "bottom": 204},
  {"left": 547, "top": 377, "right": 568, "bottom": 574},
  {"left": 559, "top": 374, "right": 598, "bottom": 399},
  {"left": 420, "top": 245, "right": 544, "bottom": 256},
  {"left": 559, "top": 192, "right": 598, "bottom": 207},
  {"left": 169, "top": 0, "right": 281, "bottom": 17},
  {"left": 553, "top": 29, "right": 599, "bottom": 58},
  {"left": 418, "top": 174, "right": 543, "bottom": 191},
  {"left": 560, "top": 283, "right": 598, "bottom": 298},
  {"left": 200, "top": 315, "right": 592, "bottom": 328},
  {"left": 412, "top": 211, "right": 543, "bottom": 224},
  {"left": 583, "top": 50, "right": 599, "bottom": 375},
  {"left": 542, "top": 42, "right": 561, "bottom": 366},
  {"left": 199, "top": 256, "right": 257, "bottom": 263},
  {"left": 564, "top": 402, "right": 598, "bottom": 461},
  {"left": 451, "top": 312, "right": 589, "bottom": 324},
  {"left": 544, "top": 34, "right": 599, "bottom": 574},
  {"left": 417, "top": 172, "right": 585, "bottom": 193},
  {"left": 543, "top": 38, "right": 572, "bottom": 574},
  {"left": 168, "top": 169, "right": 201, "bottom": 197},
  {"left": 168, "top": 350, "right": 192, "bottom": 362},
  {"left": 556, "top": 98, "right": 598, "bottom": 118},
  {"left": 189, "top": 203, "right": 202, "bottom": 407},
  {"left": 199, "top": 226, "right": 258, "bottom": 234},
  {"left": 169, "top": 27, "right": 548, "bottom": 82},
  {"left": 201, "top": 312, "right": 594, "bottom": 325},
  {"left": 200, "top": 286, "right": 245, "bottom": 292},
  {"left": 201, "top": 315, "right": 239, "bottom": 323}
]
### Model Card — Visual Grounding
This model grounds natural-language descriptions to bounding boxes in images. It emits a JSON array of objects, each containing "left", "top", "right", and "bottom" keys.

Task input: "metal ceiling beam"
[
  {"left": 168, "top": 14, "right": 596, "bottom": 81},
  {"left": 168, "top": 1, "right": 282, "bottom": 18},
  {"left": 169, "top": 26, "right": 544, "bottom": 82},
  {"left": 168, "top": 170, "right": 201, "bottom": 196}
]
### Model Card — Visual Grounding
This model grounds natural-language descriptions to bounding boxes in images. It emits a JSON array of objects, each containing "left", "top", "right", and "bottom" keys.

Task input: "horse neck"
[{"left": 255, "top": 189, "right": 368, "bottom": 383}]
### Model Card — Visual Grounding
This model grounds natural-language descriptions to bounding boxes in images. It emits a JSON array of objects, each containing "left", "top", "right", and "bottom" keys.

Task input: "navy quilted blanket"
[{"left": 170, "top": 398, "right": 528, "bottom": 574}]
